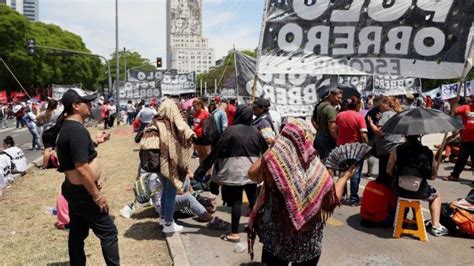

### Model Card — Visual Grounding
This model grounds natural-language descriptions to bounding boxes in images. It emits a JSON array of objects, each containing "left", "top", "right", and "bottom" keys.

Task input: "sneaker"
[
  {"left": 163, "top": 222, "right": 183, "bottom": 233},
  {"left": 207, "top": 217, "right": 230, "bottom": 230},
  {"left": 120, "top": 203, "right": 134, "bottom": 219},
  {"left": 431, "top": 225, "right": 448, "bottom": 236}
]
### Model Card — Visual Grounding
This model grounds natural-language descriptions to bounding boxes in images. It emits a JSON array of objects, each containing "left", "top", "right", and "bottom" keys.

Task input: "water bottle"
[{"left": 233, "top": 242, "right": 247, "bottom": 253}]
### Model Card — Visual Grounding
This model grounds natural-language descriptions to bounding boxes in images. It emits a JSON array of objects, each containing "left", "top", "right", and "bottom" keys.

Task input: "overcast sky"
[{"left": 40, "top": 0, "right": 263, "bottom": 64}]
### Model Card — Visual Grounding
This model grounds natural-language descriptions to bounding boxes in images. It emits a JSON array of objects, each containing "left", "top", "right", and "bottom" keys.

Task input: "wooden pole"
[
  {"left": 251, "top": 73, "right": 258, "bottom": 103},
  {"left": 435, "top": 61, "right": 469, "bottom": 175}
]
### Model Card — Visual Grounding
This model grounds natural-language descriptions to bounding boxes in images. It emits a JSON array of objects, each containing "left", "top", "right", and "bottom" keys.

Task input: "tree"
[
  {"left": 0, "top": 5, "right": 102, "bottom": 92},
  {"left": 197, "top": 49, "right": 256, "bottom": 93},
  {"left": 102, "top": 50, "right": 156, "bottom": 84}
]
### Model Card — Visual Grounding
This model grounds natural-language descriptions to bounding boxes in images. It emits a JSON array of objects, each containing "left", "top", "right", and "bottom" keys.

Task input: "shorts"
[
  {"left": 194, "top": 137, "right": 211, "bottom": 146},
  {"left": 397, "top": 183, "right": 438, "bottom": 202},
  {"left": 42, "top": 128, "right": 56, "bottom": 149}
]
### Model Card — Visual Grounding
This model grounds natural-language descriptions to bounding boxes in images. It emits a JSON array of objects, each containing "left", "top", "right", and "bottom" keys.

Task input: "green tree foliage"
[
  {"left": 197, "top": 49, "right": 256, "bottom": 92},
  {"left": 0, "top": 5, "right": 101, "bottom": 91},
  {"left": 104, "top": 50, "right": 156, "bottom": 83}
]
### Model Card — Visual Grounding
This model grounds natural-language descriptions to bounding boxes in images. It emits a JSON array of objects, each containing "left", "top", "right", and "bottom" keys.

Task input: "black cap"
[
  {"left": 61, "top": 89, "right": 97, "bottom": 107},
  {"left": 253, "top": 97, "right": 270, "bottom": 108}
]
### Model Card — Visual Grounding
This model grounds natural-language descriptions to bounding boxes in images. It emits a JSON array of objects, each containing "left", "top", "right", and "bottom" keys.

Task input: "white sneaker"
[
  {"left": 162, "top": 222, "right": 183, "bottom": 233},
  {"left": 119, "top": 204, "right": 134, "bottom": 219}
]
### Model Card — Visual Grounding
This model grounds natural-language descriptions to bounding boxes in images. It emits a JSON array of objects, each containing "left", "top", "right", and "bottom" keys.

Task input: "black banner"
[
  {"left": 373, "top": 76, "right": 422, "bottom": 96},
  {"left": 114, "top": 81, "right": 161, "bottom": 105},
  {"left": 161, "top": 72, "right": 196, "bottom": 95},
  {"left": 259, "top": 0, "right": 474, "bottom": 79}
]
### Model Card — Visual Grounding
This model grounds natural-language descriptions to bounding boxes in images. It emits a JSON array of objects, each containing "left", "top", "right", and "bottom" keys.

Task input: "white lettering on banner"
[
  {"left": 374, "top": 77, "right": 416, "bottom": 90},
  {"left": 285, "top": 24, "right": 444, "bottom": 57},
  {"left": 293, "top": 0, "right": 453, "bottom": 23}
]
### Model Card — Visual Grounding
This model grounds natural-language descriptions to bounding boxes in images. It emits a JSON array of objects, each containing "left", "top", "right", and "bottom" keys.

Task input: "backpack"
[
  {"left": 450, "top": 204, "right": 474, "bottom": 237},
  {"left": 201, "top": 115, "right": 220, "bottom": 145},
  {"left": 139, "top": 126, "right": 161, "bottom": 173},
  {"left": 1, "top": 151, "right": 17, "bottom": 173},
  {"left": 133, "top": 173, "right": 156, "bottom": 204}
]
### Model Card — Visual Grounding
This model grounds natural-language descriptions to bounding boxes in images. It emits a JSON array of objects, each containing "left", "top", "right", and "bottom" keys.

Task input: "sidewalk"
[{"left": 167, "top": 133, "right": 474, "bottom": 266}]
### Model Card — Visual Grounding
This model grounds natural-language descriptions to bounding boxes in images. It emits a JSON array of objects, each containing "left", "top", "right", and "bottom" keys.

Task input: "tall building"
[
  {"left": 166, "top": 0, "right": 215, "bottom": 74},
  {"left": 2, "top": 0, "right": 38, "bottom": 21}
]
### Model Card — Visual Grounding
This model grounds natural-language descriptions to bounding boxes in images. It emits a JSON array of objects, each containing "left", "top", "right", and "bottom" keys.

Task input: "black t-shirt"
[{"left": 56, "top": 120, "right": 98, "bottom": 172}]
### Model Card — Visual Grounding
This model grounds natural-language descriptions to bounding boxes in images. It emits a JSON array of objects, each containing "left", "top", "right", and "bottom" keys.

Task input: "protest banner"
[
  {"left": 128, "top": 70, "right": 165, "bottom": 82},
  {"left": 113, "top": 81, "right": 161, "bottom": 105},
  {"left": 442, "top": 82, "right": 472, "bottom": 100},
  {"left": 235, "top": 50, "right": 332, "bottom": 117},
  {"left": 373, "top": 76, "right": 422, "bottom": 96},
  {"left": 51, "top": 84, "right": 81, "bottom": 100},
  {"left": 258, "top": 0, "right": 474, "bottom": 79},
  {"left": 160, "top": 72, "right": 196, "bottom": 95},
  {"left": 337, "top": 75, "right": 373, "bottom": 96}
]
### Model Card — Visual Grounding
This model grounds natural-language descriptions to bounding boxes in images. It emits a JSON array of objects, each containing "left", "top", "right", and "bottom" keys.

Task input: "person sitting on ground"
[
  {"left": 195, "top": 104, "right": 268, "bottom": 243},
  {"left": 3, "top": 136, "right": 27, "bottom": 174},
  {"left": 145, "top": 171, "right": 229, "bottom": 230},
  {"left": 0, "top": 145, "right": 14, "bottom": 194},
  {"left": 386, "top": 135, "right": 448, "bottom": 236},
  {"left": 360, "top": 176, "right": 397, "bottom": 228}
]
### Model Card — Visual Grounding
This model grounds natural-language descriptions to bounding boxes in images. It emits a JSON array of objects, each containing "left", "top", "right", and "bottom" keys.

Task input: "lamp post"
[
  {"left": 115, "top": 0, "right": 120, "bottom": 122},
  {"left": 123, "top": 47, "right": 127, "bottom": 82}
]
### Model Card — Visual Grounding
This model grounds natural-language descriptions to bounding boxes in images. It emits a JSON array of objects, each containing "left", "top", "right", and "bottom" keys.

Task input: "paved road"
[
  {"left": 171, "top": 134, "right": 474, "bottom": 265},
  {"left": 0, "top": 119, "right": 43, "bottom": 164}
]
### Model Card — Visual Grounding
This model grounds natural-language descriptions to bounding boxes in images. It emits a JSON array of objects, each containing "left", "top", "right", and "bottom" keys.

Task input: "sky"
[{"left": 40, "top": 0, "right": 264, "bottom": 65}]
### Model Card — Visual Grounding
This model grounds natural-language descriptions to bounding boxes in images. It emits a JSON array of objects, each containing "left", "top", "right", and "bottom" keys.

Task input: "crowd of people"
[{"left": 5, "top": 86, "right": 470, "bottom": 265}]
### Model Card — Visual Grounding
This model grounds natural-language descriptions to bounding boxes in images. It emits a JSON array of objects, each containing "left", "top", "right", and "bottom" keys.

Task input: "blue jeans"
[
  {"left": 28, "top": 127, "right": 42, "bottom": 149},
  {"left": 127, "top": 112, "right": 135, "bottom": 125},
  {"left": 159, "top": 175, "right": 177, "bottom": 224},
  {"left": 350, "top": 161, "right": 364, "bottom": 203}
]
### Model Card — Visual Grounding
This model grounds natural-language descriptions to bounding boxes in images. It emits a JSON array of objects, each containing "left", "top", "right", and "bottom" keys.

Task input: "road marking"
[
  {"left": 13, "top": 128, "right": 28, "bottom": 133},
  {"left": 0, "top": 128, "right": 13, "bottom": 133},
  {"left": 327, "top": 217, "right": 344, "bottom": 227}
]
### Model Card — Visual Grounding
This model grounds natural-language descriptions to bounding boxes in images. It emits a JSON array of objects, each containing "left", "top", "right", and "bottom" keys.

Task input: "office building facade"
[
  {"left": 2, "top": 0, "right": 38, "bottom": 21},
  {"left": 166, "top": 0, "right": 215, "bottom": 74}
]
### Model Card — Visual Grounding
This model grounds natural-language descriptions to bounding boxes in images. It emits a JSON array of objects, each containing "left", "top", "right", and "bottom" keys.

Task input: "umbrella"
[
  {"left": 381, "top": 108, "right": 463, "bottom": 136},
  {"left": 317, "top": 83, "right": 361, "bottom": 101},
  {"left": 182, "top": 98, "right": 196, "bottom": 110}
]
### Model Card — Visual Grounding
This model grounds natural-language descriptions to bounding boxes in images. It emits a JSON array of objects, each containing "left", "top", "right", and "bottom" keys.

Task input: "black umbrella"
[
  {"left": 381, "top": 108, "right": 463, "bottom": 136},
  {"left": 317, "top": 84, "right": 361, "bottom": 101}
]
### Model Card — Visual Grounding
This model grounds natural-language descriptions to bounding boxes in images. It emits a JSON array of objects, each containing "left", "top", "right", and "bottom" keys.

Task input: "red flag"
[{"left": 0, "top": 91, "right": 7, "bottom": 104}]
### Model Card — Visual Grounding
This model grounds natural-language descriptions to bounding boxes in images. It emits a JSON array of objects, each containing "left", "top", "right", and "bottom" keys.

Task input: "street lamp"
[{"left": 115, "top": 0, "right": 120, "bottom": 120}]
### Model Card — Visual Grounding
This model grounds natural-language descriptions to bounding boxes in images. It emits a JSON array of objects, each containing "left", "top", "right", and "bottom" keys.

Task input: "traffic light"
[
  {"left": 26, "top": 38, "right": 35, "bottom": 55},
  {"left": 156, "top": 57, "right": 162, "bottom": 68}
]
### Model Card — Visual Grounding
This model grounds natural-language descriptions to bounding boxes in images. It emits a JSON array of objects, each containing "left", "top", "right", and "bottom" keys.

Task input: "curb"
[
  {"left": 165, "top": 232, "right": 191, "bottom": 266},
  {"left": 11, "top": 155, "right": 43, "bottom": 180}
]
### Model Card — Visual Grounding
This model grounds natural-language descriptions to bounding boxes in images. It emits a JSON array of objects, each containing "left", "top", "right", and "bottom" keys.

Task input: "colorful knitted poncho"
[{"left": 261, "top": 119, "right": 334, "bottom": 230}]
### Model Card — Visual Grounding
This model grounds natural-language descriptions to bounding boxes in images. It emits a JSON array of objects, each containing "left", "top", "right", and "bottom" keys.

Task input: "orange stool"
[{"left": 393, "top": 198, "right": 428, "bottom": 242}]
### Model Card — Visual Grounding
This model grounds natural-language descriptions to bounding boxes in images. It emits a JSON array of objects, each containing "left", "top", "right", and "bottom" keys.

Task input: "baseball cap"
[
  {"left": 253, "top": 97, "right": 270, "bottom": 108},
  {"left": 61, "top": 88, "right": 97, "bottom": 107},
  {"left": 406, "top": 93, "right": 414, "bottom": 100}
]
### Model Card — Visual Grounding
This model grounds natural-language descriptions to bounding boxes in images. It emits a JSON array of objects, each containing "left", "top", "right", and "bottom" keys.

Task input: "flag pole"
[
  {"left": 0, "top": 57, "right": 32, "bottom": 99},
  {"left": 435, "top": 60, "right": 469, "bottom": 174}
]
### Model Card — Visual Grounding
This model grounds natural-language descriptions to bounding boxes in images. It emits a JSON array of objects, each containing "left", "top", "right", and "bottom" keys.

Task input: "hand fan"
[{"left": 324, "top": 143, "right": 371, "bottom": 171}]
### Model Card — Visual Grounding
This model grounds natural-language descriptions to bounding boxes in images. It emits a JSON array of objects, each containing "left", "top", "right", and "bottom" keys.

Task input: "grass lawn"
[{"left": 0, "top": 125, "right": 172, "bottom": 265}]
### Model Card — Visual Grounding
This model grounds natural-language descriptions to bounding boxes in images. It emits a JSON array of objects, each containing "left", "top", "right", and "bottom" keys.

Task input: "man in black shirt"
[{"left": 57, "top": 89, "right": 119, "bottom": 265}]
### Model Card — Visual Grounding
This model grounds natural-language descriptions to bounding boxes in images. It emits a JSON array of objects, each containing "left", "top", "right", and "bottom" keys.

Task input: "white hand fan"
[{"left": 324, "top": 143, "right": 371, "bottom": 171}]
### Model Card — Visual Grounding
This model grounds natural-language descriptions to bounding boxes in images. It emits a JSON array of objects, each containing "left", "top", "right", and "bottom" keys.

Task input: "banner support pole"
[
  {"left": 0, "top": 57, "right": 32, "bottom": 100},
  {"left": 233, "top": 46, "right": 239, "bottom": 101},
  {"left": 435, "top": 60, "right": 469, "bottom": 175}
]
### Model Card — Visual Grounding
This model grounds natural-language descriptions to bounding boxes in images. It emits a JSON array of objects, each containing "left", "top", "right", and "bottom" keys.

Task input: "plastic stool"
[{"left": 393, "top": 198, "right": 428, "bottom": 242}]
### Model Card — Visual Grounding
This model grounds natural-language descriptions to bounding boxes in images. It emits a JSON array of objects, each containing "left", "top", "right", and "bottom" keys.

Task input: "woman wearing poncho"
[
  {"left": 248, "top": 119, "right": 355, "bottom": 265},
  {"left": 146, "top": 99, "right": 196, "bottom": 233}
]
